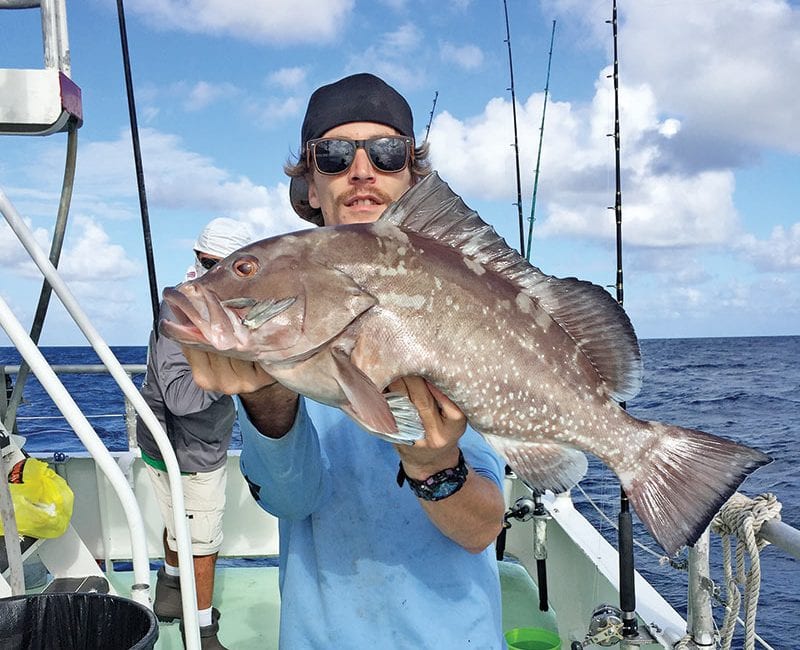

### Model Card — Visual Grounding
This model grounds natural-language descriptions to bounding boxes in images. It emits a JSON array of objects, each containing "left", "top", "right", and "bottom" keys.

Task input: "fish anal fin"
[
  {"left": 623, "top": 423, "right": 771, "bottom": 556},
  {"left": 483, "top": 434, "right": 588, "bottom": 495}
]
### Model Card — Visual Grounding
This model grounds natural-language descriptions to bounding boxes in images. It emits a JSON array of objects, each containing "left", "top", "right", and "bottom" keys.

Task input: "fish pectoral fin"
[
  {"left": 483, "top": 434, "right": 588, "bottom": 495},
  {"left": 330, "top": 347, "right": 422, "bottom": 445},
  {"left": 341, "top": 395, "right": 423, "bottom": 446},
  {"left": 383, "top": 393, "right": 425, "bottom": 445}
]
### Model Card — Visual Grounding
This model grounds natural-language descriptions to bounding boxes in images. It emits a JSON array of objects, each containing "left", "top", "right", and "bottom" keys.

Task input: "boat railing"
[
  {"left": 7, "top": 357, "right": 800, "bottom": 648},
  {"left": 2, "top": 364, "right": 147, "bottom": 449},
  {"left": 1, "top": 184, "right": 203, "bottom": 646},
  {"left": 571, "top": 479, "right": 796, "bottom": 649}
]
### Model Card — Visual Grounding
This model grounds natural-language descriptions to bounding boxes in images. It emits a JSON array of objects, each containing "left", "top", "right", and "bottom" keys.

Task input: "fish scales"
[{"left": 160, "top": 172, "right": 770, "bottom": 555}]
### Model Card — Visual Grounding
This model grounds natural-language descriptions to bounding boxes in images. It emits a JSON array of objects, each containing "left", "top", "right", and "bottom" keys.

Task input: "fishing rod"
[
  {"left": 502, "top": 0, "right": 526, "bottom": 256},
  {"left": 525, "top": 20, "right": 556, "bottom": 262},
  {"left": 607, "top": 0, "right": 638, "bottom": 641},
  {"left": 423, "top": 90, "right": 438, "bottom": 144},
  {"left": 116, "top": 0, "right": 160, "bottom": 338}
]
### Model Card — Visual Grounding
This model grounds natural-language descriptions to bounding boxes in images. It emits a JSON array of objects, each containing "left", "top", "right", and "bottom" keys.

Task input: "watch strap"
[{"left": 396, "top": 450, "right": 468, "bottom": 501}]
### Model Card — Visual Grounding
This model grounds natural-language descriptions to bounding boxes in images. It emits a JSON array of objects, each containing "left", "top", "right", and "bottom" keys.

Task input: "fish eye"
[{"left": 233, "top": 255, "right": 259, "bottom": 277}]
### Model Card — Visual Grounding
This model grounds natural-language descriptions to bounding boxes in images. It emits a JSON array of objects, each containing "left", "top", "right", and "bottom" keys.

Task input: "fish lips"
[{"left": 160, "top": 285, "right": 238, "bottom": 351}]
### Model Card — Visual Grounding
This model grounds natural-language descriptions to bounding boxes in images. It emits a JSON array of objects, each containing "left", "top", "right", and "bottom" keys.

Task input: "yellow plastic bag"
[{"left": 1, "top": 457, "right": 74, "bottom": 538}]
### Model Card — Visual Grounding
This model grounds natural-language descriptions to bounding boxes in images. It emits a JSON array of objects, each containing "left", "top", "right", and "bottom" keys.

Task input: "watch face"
[{"left": 429, "top": 479, "right": 463, "bottom": 500}]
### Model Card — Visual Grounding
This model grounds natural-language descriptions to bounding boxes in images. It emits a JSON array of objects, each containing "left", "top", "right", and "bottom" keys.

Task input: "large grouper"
[{"left": 160, "top": 172, "right": 770, "bottom": 555}]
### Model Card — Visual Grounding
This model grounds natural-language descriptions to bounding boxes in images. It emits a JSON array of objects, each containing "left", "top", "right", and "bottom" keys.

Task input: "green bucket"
[{"left": 505, "top": 627, "right": 561, "bottom": 650}]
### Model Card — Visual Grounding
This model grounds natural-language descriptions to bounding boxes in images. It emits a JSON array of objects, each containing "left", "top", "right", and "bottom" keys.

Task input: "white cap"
[{"left": 193, "top": 217, "right": 254, "bottom": 257}]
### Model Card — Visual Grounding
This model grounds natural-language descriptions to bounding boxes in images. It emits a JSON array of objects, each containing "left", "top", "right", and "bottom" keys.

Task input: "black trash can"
[{"left": 0, "top": 592, "right": 158, "bottom": 650}]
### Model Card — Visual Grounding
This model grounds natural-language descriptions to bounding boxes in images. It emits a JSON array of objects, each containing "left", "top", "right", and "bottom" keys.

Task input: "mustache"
[{"left": 337, "top": 187, "right": 393, "bottom": 208}]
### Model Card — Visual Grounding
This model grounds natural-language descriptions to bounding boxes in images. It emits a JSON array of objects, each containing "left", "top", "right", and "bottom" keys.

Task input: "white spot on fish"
[
  {"left": 463, "top": 258, "right": 486, "bottom": 276},
  {"left": 378, "top": 261, "right": 407, "bottom": 276},
  {"left": 383, "top": 293, "right": 428, "bottom": 310},
  {"left": 535, "top": 309, "right": 552, "bottom": 332},
  {"left": 515, "top": 292, "right": 534, "bottom": 314}
]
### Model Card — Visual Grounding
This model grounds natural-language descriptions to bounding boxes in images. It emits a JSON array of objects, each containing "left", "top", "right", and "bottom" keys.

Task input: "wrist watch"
[{"left": 396, "top": 450, "right": 468, "bottom": 501}]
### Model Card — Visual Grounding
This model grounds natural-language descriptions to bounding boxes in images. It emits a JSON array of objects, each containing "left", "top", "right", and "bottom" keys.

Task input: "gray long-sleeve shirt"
[{"left": 136, "top": 301, "right": 235, "bottom": 473}]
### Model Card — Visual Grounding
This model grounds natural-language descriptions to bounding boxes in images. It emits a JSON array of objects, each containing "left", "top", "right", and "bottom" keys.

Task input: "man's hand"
[
  {"left": 390, "top": 376, "right": 505, "bottom": 553},
  {"left": 182, "top": 346, "right": 299, "bottom": 438},
  {"left": 389, "top": 376, "right": 466, "bottom": 479},
  {"left": 181, "top": 347, "right": 276, "bottom": 395}
]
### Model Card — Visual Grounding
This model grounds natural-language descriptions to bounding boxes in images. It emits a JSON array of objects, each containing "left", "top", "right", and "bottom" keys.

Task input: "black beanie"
[{"left": 290, "top": 73, "right": 414, "bottom": 226}]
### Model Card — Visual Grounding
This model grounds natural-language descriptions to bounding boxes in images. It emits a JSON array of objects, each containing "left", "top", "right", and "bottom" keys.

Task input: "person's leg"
[
  {"left": 145, "top": 467, "right": 184, "bottom": 621},
  {"left": 177, "top": 466, "right": 228, "bottom": 649},
  {"left": 193, "top": 552, "right": 218, "bottom": 611},
  {"left": 164, "top": 528, "right": 178, "bottom": 567},
  {"left": 162, "top": 539, "right": 216, "bottom": 619}
]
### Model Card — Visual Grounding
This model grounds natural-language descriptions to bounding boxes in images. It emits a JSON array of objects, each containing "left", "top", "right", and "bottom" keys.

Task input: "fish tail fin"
[{"left": 624, "top": 423, "right": 771, "bottom": 555}]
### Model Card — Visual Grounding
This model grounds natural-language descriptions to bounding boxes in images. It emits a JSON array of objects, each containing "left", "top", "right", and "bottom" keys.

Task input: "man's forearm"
[
  {"left": 239, "top": 383, "right": 300, "bottom": 438},
  {"left": 419, "top": 471, "right": 506, "bottom": 554}
]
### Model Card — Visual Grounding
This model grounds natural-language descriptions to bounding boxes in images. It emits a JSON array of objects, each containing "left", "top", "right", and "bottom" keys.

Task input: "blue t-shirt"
[{"left": 239, "top": 398, "right": 507, "bottom": 649}]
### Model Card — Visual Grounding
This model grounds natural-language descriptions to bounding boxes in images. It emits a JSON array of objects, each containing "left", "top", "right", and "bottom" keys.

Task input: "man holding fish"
[{"left": 180, "top": 74, "right": 509, "bottom": 648}]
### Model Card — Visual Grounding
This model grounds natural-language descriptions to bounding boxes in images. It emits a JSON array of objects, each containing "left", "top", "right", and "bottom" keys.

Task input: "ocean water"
[{"left": 2, "top": 336, "right": 798, "bottom": 646}]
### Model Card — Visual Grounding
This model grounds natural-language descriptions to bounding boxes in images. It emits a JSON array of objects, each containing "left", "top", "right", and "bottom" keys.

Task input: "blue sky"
[{"left": 1, "top": 0, "right": 799, "bottom": 347}]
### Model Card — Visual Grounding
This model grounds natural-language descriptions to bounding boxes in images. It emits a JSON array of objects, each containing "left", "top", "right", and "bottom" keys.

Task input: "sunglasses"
[
  {"left": 196, "top": 254, "right": 220, "bottom": 270},
  {"left": 306, "top": 136, "right": 413, "bottom": 176}
]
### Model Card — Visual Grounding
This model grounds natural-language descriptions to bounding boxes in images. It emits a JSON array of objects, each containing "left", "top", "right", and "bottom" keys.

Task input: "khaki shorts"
[{"left": 145, "top": 463, "right": 226, "bottom": 556}]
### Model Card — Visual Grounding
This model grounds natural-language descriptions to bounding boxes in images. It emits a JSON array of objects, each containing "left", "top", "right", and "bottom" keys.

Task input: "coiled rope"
[{"left": 710, "top": 492, "right": 781, "bottom": 650}]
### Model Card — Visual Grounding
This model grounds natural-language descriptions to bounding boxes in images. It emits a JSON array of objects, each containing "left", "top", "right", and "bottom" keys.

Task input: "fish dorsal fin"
[{"left": 381, "top": 172, "right": 642, "bottom": 402}]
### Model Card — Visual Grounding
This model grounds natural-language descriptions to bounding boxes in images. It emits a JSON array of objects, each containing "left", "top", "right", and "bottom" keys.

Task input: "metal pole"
[{"left": 687, "top": 531, "right": 717, "bottom": 647}]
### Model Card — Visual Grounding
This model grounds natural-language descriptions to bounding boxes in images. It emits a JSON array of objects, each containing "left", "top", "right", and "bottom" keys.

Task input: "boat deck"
[{"left": 105, "top": 560, "right": 557, "bottom": 649}]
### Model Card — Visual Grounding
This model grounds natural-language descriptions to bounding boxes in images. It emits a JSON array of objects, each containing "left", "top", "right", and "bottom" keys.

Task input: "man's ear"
[{"left": 307, "top": 175, "right": 321, "bottom": 209}]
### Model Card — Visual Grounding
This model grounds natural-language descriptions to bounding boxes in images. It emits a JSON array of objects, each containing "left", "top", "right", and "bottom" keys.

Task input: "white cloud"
[
  {"left": 429, "top": 67, "right": 747, "bottom": 250},
  {"left": 736, "top": 223, "right": 800, "bottom": 271},
  {"left": 345, "top": 23, "right": 424, "bottom": 91},
  {"left": 0, "top": 216, "right": 54, "bottom": 278},
  {"left": 8, "top": 128, "right": 302, "bottom": 265},
  {"left": 551, "top": 0, "right": 800, "bottom": 156},
  {"left": 382, "top": 23, "right": 422, "bottom": 51},
  {"left": 623, "top": 0, "right": 800, "bottom": 154},
  {"left": 183, "top": 80, "right": 240, "bottom": 111},
  {"left": 127, "top": 0, "right": 356, "bottom": 44},
  {"left": 269, "top": 67, "right": 307, "bottom": 89},
  {"left": 58, "top": 216, "right": 141, "bottom": 282},
  {"left": 440, "top": 42, "right": 484, "bottom": 71},
  {"left": 248, "top": 95, "right": 304, "bottom": 123}
]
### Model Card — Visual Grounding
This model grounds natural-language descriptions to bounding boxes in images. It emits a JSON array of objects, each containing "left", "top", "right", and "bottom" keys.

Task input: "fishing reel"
[
  {"left": 504, "top": 496, "right": 536, "bottom": 526},
  {"left": 569, "top": 605, "right": 622, "bottom": 648},
  {"left": 503, "top": 495, "right": 550, "bottom": 560},
  {"left": 503, "top": 495, "right": 549, "bottom": 526},
  {"left": 570, "top": 604, "right": 654, "bottom": 648}
]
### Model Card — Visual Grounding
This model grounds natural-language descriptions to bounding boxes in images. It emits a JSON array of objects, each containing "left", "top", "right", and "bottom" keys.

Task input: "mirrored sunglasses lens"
[
  {"left": 367, "top": 138, "right": 408, "bottom": 172},
  {"left": 314, "top": 139, "right": 356, "bottom": 174},
  {"left": 198, "top": 257, "right": 218, "bottom": 270}
]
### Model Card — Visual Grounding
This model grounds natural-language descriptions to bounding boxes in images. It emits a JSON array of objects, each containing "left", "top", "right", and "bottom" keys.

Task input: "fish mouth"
[{"left": 160, "top": 285, "right": 239, "bottom": 351}]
